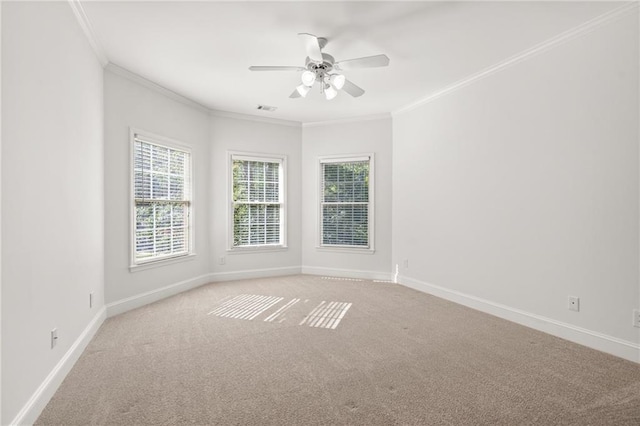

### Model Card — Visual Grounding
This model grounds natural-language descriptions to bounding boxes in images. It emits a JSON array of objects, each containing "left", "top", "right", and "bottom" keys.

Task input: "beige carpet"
[{"left": 36, "top": 275, "right": 640, "bottom": 425}]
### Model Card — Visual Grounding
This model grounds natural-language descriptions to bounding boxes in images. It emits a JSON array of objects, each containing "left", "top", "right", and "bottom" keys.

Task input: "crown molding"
[
  {"left": 210, "top": 109, "right": 302, "bottom": 128},
  {"left": 105, "top": 63, "right": 211, "bottom": 114},
  {"left": 71, "top": 0, "right": 638, "bottom": 126},
  {"left": 107, "top": 63, "right": 301, "bottom": 126},
  {"left": 67, "top": 0, "right": 109, "bottom": 67},
  {"left": 393, "top": 1, "right": 639, "bottom": 116},
  {"left": 302, "top": 113, "right": 391, "bottom": 128}
]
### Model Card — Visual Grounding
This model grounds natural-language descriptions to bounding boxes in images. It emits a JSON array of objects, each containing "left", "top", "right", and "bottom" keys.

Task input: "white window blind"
[
  {"left": 133, "top": 134, "right": 191, "bottom": 263},
  {"left": 320, "top": 157, "right": 371, "bottom": 248},
  {"left": 231, "top": 155, "right": 285, "bottom": 248}
]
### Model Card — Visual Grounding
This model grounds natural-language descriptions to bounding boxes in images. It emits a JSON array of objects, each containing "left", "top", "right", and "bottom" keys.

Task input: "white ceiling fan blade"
[
  {"left": 289, "top": 89, "right": 301, "bottom": 98},
  {"left": 298, "top": 33, "right": 323, "bottom": 63},
  {"left": 335, "top": 54, "right": 390, "bottom": 70},
  {"left": 342, "top": 79, "right": 365, "bottom": 98},
  {"left": 249, "top": 66, "right": 306, "bottom": 71}
]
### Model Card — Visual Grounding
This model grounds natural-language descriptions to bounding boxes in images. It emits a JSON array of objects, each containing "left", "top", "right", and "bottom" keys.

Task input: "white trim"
[
  {"left": 302, "top": 266, "right": 393, "bottom": 282},
  {"left": 9, "top": 307, "right": 107, "bottom": 426},
  {"left": 67, "top": 0, "right": 109, "bottom": 67},
  {"left": 131, "top": 129, "right": 193, "bottom": 153},
  {"left": 302, "top": 113, "right": 391, "bottom": 128},
  {"left": 319, "top": 155, "right": 371, "bottom": 164},
  {"left": 210, "top": 109, "right": 301, "bottom": 128},
  {"left": 398, "top": 275, "right": 640, "bottom": 364},
  {"left": 230, "top": 153, "right": 285, "bottom": 163},
  {"left": 106, "top": 273, "right": 211, "bottom": 317},
  {"left": 129, "top": 252, "right": 197, "bottom": 272},
  {"left": 315, "top": 247, "right": 375, "bottom": 255},
  {"left": 393, "top": 1, "right": 640, "bottom": 116},
  {"left": 227, "top": 246, "right": 289, "bottom": 254},
  {"left": 209, "top": 266, "right": 301, "bottom": 282},
  {"left": 105, "top": 63, "right": 210, "bottom": 114}
]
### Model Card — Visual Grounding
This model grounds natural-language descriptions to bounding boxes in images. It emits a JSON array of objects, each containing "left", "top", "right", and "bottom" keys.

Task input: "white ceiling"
[{"left": 81, "top": 1, "right": 620, "bottom": 124}]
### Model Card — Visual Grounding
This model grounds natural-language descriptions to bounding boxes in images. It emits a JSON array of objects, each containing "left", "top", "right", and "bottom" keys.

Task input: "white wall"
[
  {"left": 1, "top": 2, "right": 104, "bottom": 423},
  {"left": 301, "top": 118, "right": 393, "bottom": 279},
  {"left": 209, "top": 115, "right": 302, "bottom": 279},
  {"left": 392, "top": 11, "right": 640, "bottom": 357},
  {"left": 104, "top": 70, "right": 211, "bottom": 306}
]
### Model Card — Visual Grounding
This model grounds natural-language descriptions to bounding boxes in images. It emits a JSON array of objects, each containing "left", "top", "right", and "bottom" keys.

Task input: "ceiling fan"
[{"left": 249, "top": 33, "right": 390, "bottom": 100}]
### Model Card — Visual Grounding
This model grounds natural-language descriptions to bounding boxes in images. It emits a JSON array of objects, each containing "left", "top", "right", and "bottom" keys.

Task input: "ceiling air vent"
[{"left": 256, "top": 105, "right": 277, "bottom": 112}]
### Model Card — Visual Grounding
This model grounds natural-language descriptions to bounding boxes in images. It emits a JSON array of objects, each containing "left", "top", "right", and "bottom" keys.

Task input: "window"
[
  {"left": 132, "top": 131, "right": 192, "bottom": 265},
  {"left": 320, "top": 155, "right": 374, "bottom": 249},
  {"left": 230, "top": 153, "right": 286, "bottom": 249}
]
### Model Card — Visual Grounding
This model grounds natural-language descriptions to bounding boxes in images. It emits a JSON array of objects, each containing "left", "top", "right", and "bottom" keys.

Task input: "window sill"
[
  {"left": 227, "top": 245, "right": 288, "bottom": 255},
  {"left": 315, "top": 247, "right": 376, "bottom": 255},
  {"left": 129, "top": 253, "right": 196, "bottom": 272}
]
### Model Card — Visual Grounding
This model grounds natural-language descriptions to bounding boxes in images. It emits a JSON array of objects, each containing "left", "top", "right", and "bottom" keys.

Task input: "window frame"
[
  {"left": 129, "top": 128, "right": 195, "bottom": 270},
  {"left": 317, "top": 153, "right": 375, "bottom": 253},
  {"left": 227, "top": 151, "right": 288, "bottom": 253}
]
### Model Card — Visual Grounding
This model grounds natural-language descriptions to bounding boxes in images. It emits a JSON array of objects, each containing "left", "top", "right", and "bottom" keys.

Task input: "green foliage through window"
[
  {"left": 321, "top": 160, "right": 370, "bottom": 247},
  {"left": 232, "top": 157, "right": 283, "bottom": 247}
]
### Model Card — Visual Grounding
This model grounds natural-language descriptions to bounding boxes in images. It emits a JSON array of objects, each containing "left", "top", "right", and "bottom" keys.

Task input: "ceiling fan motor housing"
[{"left": 305, "top": 53, "right": 335, "bottom": 82}]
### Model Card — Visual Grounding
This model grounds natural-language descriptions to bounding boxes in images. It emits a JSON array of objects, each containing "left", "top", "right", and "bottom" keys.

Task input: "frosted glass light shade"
[
  {"left": 296, "top": 84, "right": 311, "bottom": 97},
  {"left": 301, "top": 70, "right": 316, "bottom": 87},
  {"left": 330, "top": 74, "right": 346, "bottom": 90},
  {"left": 325, "top": 85, "right": 337, "bottom": 100}
]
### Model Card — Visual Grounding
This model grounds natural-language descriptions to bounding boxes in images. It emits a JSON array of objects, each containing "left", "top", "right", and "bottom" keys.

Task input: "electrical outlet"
[
  {"left": 219, "top": 257, "right": 226, "bottom": 265},
  {"left": 51, "top": 328, "right": 58, "bottom": 349},
  {"left": 633, "top": 309, "right": 640, "bottom": 328},
  {"left": 89, "top": 292, "right": 94, "bottom": 308},
  {"left": 568, "top": 296, "right": 580, "bottom": 312}
]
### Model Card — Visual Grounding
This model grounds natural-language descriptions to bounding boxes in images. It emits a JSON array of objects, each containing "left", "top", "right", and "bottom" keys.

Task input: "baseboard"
[
  {"left": 209, "top": 266, "right": 302, "bottom": 282},
  {"left": 399, "top": 275, "right": 640, "bottom": 364},
  {"left": 302, "top": 266, "right": 394, "bottom": 282},
  {"left": 10, "top": 307, "right": 107, "bottom": 426},
  {"left": 106, "top": 273, "right": 211, "bottom": 317}
]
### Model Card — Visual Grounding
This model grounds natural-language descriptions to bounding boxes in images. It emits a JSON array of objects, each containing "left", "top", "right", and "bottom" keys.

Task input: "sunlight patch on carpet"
[
  {"left": 208, "top": 295, "right": 353, "bottom": 329},
  {"left": 207, "top": 294, "right": 283, "bottom": 320},
  {"left": 299, "top": 301, "right": 352, "bottom": 329},
  {"left": 264, "top": 298, "right": 300, "bottom": 322}
]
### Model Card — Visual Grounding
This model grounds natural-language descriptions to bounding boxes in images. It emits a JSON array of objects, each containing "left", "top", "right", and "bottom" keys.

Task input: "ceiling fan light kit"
[
  {"left": 296, "top": 84, "right": 311, "bottom": 98},
  {"left": 329, "top": 74, "right": 346, "bottom": 90},
  {"left": 324, "top": 85, "right": 338, "bottom": 100},
  {"left": 249, "top": 33, "right": 389, "bottom": 101},
  {"left": 301, "top": 70, "right": 316, "bottom": 87}
]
